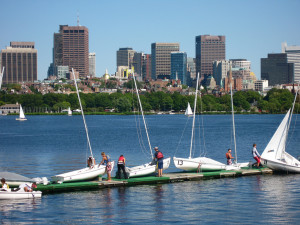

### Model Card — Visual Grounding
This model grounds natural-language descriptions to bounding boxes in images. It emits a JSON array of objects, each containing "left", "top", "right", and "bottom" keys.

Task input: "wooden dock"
[{"left": 36, "top": 167, "right": 273, "bottom": 194}]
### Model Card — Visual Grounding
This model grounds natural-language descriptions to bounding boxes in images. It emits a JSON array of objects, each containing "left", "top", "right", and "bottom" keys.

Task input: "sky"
[{"left": 1, "top": 0, "right": 300, "bottom": 80}]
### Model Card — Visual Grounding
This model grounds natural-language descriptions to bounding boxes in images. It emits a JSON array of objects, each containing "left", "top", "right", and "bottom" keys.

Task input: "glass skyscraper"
[{"left": 171, "top": 52, "right": 187, "bottom": 85}]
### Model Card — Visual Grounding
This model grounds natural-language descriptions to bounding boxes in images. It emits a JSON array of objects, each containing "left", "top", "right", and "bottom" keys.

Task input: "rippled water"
[{"left": 0, "top": 114, "right": 300, "bottom": 224}]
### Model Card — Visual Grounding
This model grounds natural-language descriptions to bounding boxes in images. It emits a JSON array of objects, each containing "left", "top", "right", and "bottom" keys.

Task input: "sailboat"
[
  {"left": 0, "top": 67, "right": 4, "bottom": 90},
  {"left": 51, "top": 69, "right": 114, "bottom": 183},
  {"left": 16, "top": 104, "right": 27, "bottom": 121},
  {"left": 68, "top": 107, "right": 72, "bottom": 116},
  {"left": 173, "top": 73, "right": 245, "bottom": 172},
  {"left": 126, "top": 73, "right": 171, "bottom": 178},
  {"left": 185, "top": 102, "right": 193, "bottom": 117},
  {"left": 261, "top": 88, "right": 300, "bottom": 173}
]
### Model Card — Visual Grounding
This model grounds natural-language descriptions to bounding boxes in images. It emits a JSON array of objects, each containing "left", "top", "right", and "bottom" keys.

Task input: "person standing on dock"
[
  {"left": 252, "top": 144, "right": 261, "bottom": 168},
  {"left": 154, "top": 147, "right": 164, "bottom": 177},
  {"left": 99, "top": 152, "right": 112, "bottom": 181},
  {"left": 226, "top": 149, "right": 234, "bottom": 165},
  {"left": 117, "top": 155, "right": 128, "bottom": 179}
]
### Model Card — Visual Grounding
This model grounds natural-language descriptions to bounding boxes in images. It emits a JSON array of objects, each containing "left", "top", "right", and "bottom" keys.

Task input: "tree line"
[{"left": 0, "top": 88, "right": 299, "bottom": 114}]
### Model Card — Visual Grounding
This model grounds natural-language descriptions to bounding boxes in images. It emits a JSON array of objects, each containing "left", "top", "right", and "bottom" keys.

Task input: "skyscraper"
[
  {"left": 195, "top": 35, "right": 225, "bottom": 82},
  {"left": 53, "top": 25, "right": 89, "bottom": 78},
  {"left": 89, "top": 53, "right": 96, "bottom": 77},
  {"left": 151, "top": 43, "right": 180, "bottom": 80},
  {"left": 261, "top": 53, "right": 293, "bottom": 85},
  {"left": 282, "top": 42, "right": 300, "bottom": 83},
  {"left": 171, "top": 52, "right": 187, "bottom": 85},
  {"left": 117, "top": 48, "right": 136, "bottom": 69},
  {"left": 0, "top": 42, "right": 37, "bottom": 84}
]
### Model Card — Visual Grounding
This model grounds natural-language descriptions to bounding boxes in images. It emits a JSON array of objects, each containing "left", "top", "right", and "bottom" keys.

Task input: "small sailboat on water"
[
  {"left": 261, "top": 87, "right": 300, "bottom": 173},
  {"left": 68, "top": 107, "right": 72, "bottom": 116},
  {"left": 52, "top": 69, "right": 114, "bottom": 183},
  {"left": 16, "top": 104, "right": 27, "bottom": 121},
  {"left": 126, "top": 73, "right": 170, "bottom": 178},
  {"left": 185, "top": 102, "right": 193, "bottom": 117}
]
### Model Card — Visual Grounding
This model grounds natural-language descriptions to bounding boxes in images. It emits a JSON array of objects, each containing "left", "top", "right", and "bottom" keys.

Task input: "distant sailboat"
[
  {"left": 16, "top": 105, "right": 27, "bottom": 121},
  {"left": 68, "top": 107, "right": 72, "bottom": 116},
  {"left": 185, "top": 102, "right": 193, "bottom": 117},
  {"left": 0, "top": 67, "right": 4, "bottom": 90}
]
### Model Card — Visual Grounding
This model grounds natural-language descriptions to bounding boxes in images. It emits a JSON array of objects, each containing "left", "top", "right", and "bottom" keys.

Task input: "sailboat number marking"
[{"left": 178, "top": 160, "right": 183, "bottom": 165}]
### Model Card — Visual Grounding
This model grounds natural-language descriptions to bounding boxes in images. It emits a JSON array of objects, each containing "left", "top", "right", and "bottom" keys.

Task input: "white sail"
[
  {"left": 261, "top": 110, "right": 290, "bottom": 162},
  {"left": 185, "top": 102, "right": 193, "bottom": 116},
  {"left": 16, "top": 105, "right": 27, "bottom": 121},
  {"left": 0, "top": 67, "right": 4, "bottom": 90},
  {"left": 68, "top": 107, "right": 72, "bottom": 116}
]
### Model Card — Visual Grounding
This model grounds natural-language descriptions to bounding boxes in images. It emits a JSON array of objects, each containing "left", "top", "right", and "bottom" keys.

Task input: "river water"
[{"left": 0, "top": 114, "right": 300, "bottom": 224}]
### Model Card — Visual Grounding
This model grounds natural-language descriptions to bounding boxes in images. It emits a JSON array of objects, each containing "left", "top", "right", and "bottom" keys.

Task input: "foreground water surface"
[{"left": 0, "top": 114, "right": 300, "bottom": 224}]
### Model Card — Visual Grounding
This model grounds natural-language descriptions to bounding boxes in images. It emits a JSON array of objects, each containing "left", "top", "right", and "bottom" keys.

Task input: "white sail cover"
[
  {"left": 261, "top": 110, "right": 291, "bottom": 161},
  {"left": 185, "top": 102, "right": 193, "bottom": 116},
  {"left": 19, "top": 105, "right": 26, "bottom": 119}
]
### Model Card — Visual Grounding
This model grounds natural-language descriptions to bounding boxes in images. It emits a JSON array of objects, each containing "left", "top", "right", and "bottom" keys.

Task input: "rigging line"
[
  {"left": 174, "top": 116, "right": 190, "bottom": 156},
  {"left": 199, "top": 93, "right": 207, "bottom": 157},
  {"left": 136, "top": 107, "right": 150, "bottom": 158}
]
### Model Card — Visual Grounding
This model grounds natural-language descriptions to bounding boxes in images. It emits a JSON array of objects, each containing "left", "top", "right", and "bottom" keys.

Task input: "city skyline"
[{"left": 1, "top": 0, "right": 300, "bottom": 80}]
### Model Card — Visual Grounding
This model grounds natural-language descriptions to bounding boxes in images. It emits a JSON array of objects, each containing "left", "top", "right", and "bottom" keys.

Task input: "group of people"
[
  {"left": 226, "top": 143, "right": 262, "bottom": 167},
  {"left": 1, "top": 178, "right": 37, "bottom": 192},
  {"left": 86, "top": 147, "right": 165, "bottom": 180}
]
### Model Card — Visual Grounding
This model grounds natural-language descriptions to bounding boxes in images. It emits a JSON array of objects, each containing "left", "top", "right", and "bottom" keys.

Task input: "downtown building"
[
  {"left": 0, "top": 42, "right": 37, "bottom": 84},
  {"left": 53, "top": 25, "right": 89, "bottom": 78},
  {"left": 261, "top": 53, "right": 293, "bottom": 86},
  {"left": 151, "top": 43, "right": 180, "bottom": 80},
  {"left": 282, "top": 42, "right": 300, "bottom": 83},
  {"left": 195, "top": 35, "right": 225, "bottom": 83},
  {"left": 117, "top": 48, "right": 136, "bottom": 69},
  {"left": 170, "top": 52, "right": 187, "bottom": 85},
  {"left": 89, "top": 53, "right": 96, "bottom": 77}
]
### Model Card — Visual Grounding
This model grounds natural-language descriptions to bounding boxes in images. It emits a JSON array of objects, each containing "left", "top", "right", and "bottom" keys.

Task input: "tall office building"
[
  {"left": 89, "top": 53, "right": 96, "bottom": 77},
  {"left": 53, "top": 25, "right": 89, "bottom": 78},
  {"left": 171, "top": 52, "right": 187, "bottom": 85},
  {"left": 213, "top": 60, "right": 231, "bottom": 87},
  {"left": 282, "top": 42, "right": 300, "bottom": 83},
  {"left": 142, "top": 54, "right": 151, "bottom": 81},
  {"left": 195, "top": 35, "right": 225, "bottom": 82},
  {"left": 117, "top": 48, "right": 136, "bottom": 69},
  {"left": 151, "top": 43, "right": 180, "bottom": 80},
  {"left": 261, "top": 53, "right": 293, "bottom": 85},
  {"left": 0, "top": 42, "right": 37, "bottom": 84},
  {"left": 133, "top": 52, "right": 144, "bottom": 77}
]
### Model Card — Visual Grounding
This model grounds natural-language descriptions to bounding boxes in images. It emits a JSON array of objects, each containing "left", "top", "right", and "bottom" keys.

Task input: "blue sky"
[{"left": 1, "top": 0, "right": 300, "bottom": 80}]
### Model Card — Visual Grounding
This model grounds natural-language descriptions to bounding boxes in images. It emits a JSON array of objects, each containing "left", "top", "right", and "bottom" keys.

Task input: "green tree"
[{"left": 115, "top": 97, "right": 131, "bottom": 112}]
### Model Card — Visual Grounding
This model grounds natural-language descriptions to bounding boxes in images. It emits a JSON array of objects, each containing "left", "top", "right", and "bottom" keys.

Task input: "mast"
[
  {"left": 72, "top": 68, "right": 94, "bottom": 159},
  {"left": 0, "top": 67, "right": 4, "bottom": 90},
  {"left": 229, "top": 66, "right": 238, "bottom": 163},
  {"left": 189, "top": 72, "right": 200, "bottom": 159},
  {"left": 132, "top": 73, "right": 153, "bottom": 158}
]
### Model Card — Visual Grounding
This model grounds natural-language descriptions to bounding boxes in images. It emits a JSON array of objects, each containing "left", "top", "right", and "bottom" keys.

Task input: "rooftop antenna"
[{"left": 77, "top": 11, "right": 80, "bottom": 26}]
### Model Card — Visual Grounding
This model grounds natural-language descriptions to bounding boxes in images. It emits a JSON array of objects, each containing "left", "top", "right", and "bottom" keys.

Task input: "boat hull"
[
  {"left": 128, "top": 157, "right": 171, "bottom": 178},
  {"left": 51, "top": 162, "right": 115, "bottom": 183},
  {"left": 0, "top": 190, "right": 42, "bottom": 199},
  {"left": 173, "top": 157, "right": 228, "bottom": 172},
  {"left": 16, "top": 118, "right": 27, "bottom": 121},
  {"left": 262, "top": 158, "right": 300, "bottom": 173}
]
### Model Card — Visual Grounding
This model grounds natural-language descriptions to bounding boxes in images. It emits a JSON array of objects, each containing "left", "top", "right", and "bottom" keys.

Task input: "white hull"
[
  {"left": 128, "top": 157, "right": 171, "bottom": 178},
  {"left": 0, "top": 190, "right": 42, "bottom": 199},
  {"left": 262, "top": 153, "right": 300, "bottom": 173},
  {"left": 16, "top": 118, "right": 27, "bottom": 121},
  {"left": 173, "top": 157, "right": 245, "bottom": 172},
  {"left": 51, "top": 162, "right": 114, "bottom": 183}
]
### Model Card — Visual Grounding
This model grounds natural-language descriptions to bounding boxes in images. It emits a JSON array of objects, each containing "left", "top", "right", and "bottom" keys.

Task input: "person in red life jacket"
[
  {"left": 252, "top": 143, "right": 261, "bottom": 168},
  {"left": 154, "top": 147, "right": 164, "bottom": 177},
  {"left": 117, "top": 155, "right": 128, "bottom": 179},
  {"left": 226, "top": 149, "right": 234, "bottom": 165},
  {"left": 99, "top": 152, "right": 112, "bottom": 181}
]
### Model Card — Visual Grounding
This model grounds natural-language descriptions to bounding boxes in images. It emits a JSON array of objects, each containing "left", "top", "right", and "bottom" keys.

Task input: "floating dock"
[{"left": 36, "top": 167, "right": 272, "bottom": 194}]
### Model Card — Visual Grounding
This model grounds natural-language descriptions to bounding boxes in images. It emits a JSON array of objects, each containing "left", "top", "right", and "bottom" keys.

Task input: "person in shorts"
[{"left": 154, "top": 147, "right": 164, "bottom": 177}]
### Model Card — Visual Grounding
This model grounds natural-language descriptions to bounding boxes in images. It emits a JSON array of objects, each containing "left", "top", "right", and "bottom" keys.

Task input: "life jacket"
[
  {"left": 157, "top": 151, "right": 163, "bottom": 159},
  {"left": 226, "top": 152, "right": 231, "bottom": 159},
  {"left": 118, "top": 156, "right": 125, "bottom": 164}
]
